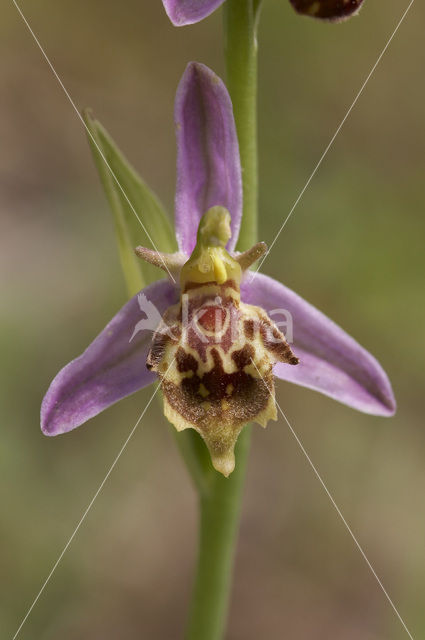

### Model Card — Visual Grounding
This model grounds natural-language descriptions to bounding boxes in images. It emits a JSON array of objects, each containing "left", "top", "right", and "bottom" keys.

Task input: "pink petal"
[
  {"left": 162, "top": 0, "right": 225, "bottom": 26},
  {"left": 242, "top": 273, "right": 395, "bottom": 416},
  {"left": 174, "top": 62, "right": 242, "bottom": 255},
  {"left": 41, "top": 279, "right": 178, "bottom": 435}
]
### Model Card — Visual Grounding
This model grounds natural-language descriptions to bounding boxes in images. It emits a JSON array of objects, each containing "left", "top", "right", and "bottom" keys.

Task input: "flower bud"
[{"left": 289, "top": 0, "right": 364, "bottom": 22}]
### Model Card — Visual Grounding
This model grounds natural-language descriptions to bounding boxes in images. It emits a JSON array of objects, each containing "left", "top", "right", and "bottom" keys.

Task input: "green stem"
[
  {"left": 185, "top": 426, "right": 252, "bottom": 640},
  {"left": 173, "top": 429, "right": 214, "bottom": 497},
  {"left": 225, "top": 0, "right": 260, "bottom": 252},
  {"left": 185, "top": 2, "right": 260, "bottom": 639}
]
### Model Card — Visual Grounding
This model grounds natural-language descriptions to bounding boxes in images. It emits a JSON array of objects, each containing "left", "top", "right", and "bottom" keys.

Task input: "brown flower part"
[
  {"left": 289, "top": 0, "right": 364, "bottom": 22},
  {"left": 147, "top": 281, "right": 297, "bottom": 476},
  {"left": 145, "top": 208, "right": 298, "bottom": 476}
]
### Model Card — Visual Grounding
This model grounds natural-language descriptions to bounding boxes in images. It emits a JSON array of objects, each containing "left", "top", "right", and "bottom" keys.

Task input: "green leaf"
[{"left": 83, "top": 109, "right": 177, "bottom": 296}]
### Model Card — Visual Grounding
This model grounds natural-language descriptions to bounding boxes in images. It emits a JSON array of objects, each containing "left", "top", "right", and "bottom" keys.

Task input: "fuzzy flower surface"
[
  {"left": 41, "top": 62, "right": 395, "bottom": 476},
  {"left": 162, "top": 0, "right": 365, "bottom": 26}
]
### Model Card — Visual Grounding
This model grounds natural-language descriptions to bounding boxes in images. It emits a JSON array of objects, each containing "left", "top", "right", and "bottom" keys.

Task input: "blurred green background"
[{"left": 1, "top": 1, "right": 424, "bottom": 638}]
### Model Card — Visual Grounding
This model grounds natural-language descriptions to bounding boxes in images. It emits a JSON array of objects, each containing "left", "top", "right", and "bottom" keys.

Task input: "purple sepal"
[
  {"left": 41, "top": 280, "right": 178, "bottom": 435},
  {"left": 162, "top": 0, "right": 225, "bottom": 26},
  {"left": 242, "top": 273, "right": 396, "bottom": 416},
  {"left": 174, "top": 62, "right": 242, "bottom": 255}
]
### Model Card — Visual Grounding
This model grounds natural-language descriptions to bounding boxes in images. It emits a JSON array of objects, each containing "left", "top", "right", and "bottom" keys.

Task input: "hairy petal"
[
  {"left": 162, "top": 0, "right": 225, "bottom": 26},
  {"left": 41, "top": 280, "right": 178, "bottom": 435},
  {"left": 174, "top": 62, "right": 242, "bottom": 255},
  {"left": 242, "top": 273, "right": 395, "bottom": 416}
]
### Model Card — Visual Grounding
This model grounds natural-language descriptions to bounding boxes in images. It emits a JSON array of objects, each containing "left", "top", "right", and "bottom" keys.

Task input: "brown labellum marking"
[
  {"left": 179, "top": 291, "right": 239, "bottom": 363},
  {"left": 176, "top": 347, "right": 198, "bottom": 373},
  {"left": 243, "top": 319, "right": 255, "bottom": 340},
  {"left": 289, "top": 0, "right": 364, "bottom": 21},
  {"left": 260, "top": 322, "right": 299, "bottom": 365},
  {"left": 231, "top": 344, "right": 255, "bottom": 370}
]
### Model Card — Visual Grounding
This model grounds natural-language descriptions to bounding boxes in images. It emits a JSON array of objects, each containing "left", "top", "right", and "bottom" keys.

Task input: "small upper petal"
[
  {"left": 41, "top": 279, "right": 178, "bottom": 436},
  {"left": 242, "top": 273, "right": 396, "bottom": 416},
  {"left": 162, "top": 0, "right": 225, "bottom": 26},
  {"left": 174, "top": 62, "right": 242, "bottom": 255}
]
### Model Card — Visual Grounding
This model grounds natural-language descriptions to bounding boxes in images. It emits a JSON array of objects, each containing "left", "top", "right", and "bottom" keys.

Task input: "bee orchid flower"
[
  {"left": 41, "top": 62, "right": 395, "bottom": 476},
  {"left": 162, "top": 0, "right": 365, "bottom": 26}
]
